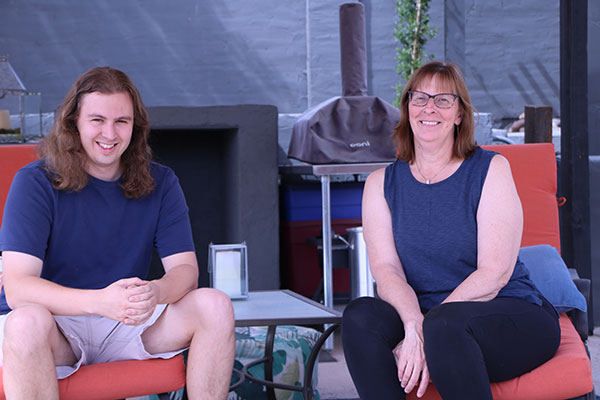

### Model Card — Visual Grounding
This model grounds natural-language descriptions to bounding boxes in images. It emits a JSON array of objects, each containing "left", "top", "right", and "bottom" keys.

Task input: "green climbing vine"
[{"left": 393, "top": 0, "right": 437, "bottom": 106}]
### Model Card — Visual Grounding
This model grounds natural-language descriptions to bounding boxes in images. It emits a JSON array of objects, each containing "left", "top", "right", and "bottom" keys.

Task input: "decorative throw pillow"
[
  {"left": 519, "top": 244, "right": 587, "bottom": 313},
  {"left": 230, "top": 325, "right": 321, "bottom": 400}
]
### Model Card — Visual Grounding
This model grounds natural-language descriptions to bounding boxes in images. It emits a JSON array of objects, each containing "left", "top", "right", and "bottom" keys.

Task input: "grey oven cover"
[{"left": 288, "top": 95, "right": 400, "bottom": 164}]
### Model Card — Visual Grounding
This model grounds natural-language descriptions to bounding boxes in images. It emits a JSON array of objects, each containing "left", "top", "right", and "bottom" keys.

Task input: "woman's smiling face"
[{"left": 408, "top": 75, "right": 462, "bottom": 146}]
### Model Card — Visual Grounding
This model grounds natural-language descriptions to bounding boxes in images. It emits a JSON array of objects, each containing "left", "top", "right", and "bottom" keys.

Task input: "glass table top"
[{"left": 232, "top": 290, "right": 342, "bottom": 327}]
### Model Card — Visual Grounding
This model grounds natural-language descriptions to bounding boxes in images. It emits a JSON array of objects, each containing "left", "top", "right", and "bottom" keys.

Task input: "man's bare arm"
[
  {"left": 152, "top": 251, "right": 199, "bottom": 305},
  {"left": 2, "top": 250, "right": 153, "bottom": 323}
]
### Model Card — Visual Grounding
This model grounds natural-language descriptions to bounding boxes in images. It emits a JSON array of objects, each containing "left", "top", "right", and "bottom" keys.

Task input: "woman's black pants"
[{"left": 342, "top": 296, "right": 560, "bottom": 400}]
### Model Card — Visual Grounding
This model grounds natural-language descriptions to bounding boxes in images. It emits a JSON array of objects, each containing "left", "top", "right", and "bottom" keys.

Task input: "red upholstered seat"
[
  {"left": 408, "top": 314, "right": 592, "bottom": 400},
  {"left": 0, "top": 356, "right": 186, "bottom": 400},
  {"left": 485, "top": 143, "right": 561, "bottom": 251},
  {"left": 0, "top": 144, "right": 187, "bottom": 398},
  {"left": 0, "top": 145, "right": 38, "bottom": 228},
  {"left": 406, "top": 143, "right": 593, "bottom": 400}
]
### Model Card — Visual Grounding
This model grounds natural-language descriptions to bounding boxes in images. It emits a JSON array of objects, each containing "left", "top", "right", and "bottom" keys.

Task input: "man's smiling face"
[{"left": 76, "top": 91, "right": 134, "bottom": 181}]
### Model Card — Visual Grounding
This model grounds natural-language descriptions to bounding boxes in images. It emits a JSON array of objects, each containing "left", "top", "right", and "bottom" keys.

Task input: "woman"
[{"left": 342, "top": 61, "right": 560, "bottom": 399}]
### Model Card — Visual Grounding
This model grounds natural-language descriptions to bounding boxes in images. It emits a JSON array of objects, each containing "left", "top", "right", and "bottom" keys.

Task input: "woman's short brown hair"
[
  {"left": 393, "top": 61, "right": 478, "bottom": 162},
  {"left": 38, "top": 66, "right": 154, "bottom": 198}
]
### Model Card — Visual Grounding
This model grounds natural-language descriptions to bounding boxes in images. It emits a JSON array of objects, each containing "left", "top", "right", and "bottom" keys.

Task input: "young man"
[{"left": 0, "top": 67, "right": 235, "bottom": 399}]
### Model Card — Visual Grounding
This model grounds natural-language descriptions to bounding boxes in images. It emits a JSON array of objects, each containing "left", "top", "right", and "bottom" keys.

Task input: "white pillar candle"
[
  {"left": 215, "top": 250, "right": 242, "bottom": 297},
  {"left": 0, "top": 110, "right": 10, "bottom": 130}
]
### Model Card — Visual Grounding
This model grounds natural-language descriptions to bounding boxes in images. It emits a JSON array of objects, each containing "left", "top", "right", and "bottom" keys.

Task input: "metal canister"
[{"left": 346, "top": 226, "right": 375, "bottom": 299}]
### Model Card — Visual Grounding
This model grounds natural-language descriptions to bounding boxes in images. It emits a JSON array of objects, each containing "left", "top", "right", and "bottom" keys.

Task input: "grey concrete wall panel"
[
  {"left": 0, "top": 1, "right": 306, "bottom": 113},
  {"left": 360, "top": 0, "right": 402, "bottom": 104},
  {"left": 425, "top": 0, "right": 446, "bottom": 68},
  {"left": 463, "top": 1, "right": 560, "bottom": 125},
  {"left": 1, "top": 0, "right": 562, "bottom": 126},
  {"left": 147, "top": 105, "right": 279, "bottom": 290},
  {"left": 307, "top": 0, "right": 345, "bottom": 107},
  {"left": 444, "top": 0, "right": 466, "bottom": 68},
  {"left": 588, "top": 1, "right": 600, "bottom": 155}
]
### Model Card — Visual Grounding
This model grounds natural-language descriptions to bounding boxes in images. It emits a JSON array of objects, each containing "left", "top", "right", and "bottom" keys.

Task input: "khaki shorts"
[{"left": 0, "top": 303, "right": 187, "bottom": 379}]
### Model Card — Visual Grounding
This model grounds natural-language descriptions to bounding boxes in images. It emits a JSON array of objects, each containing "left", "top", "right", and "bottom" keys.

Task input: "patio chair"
[
  {"left": 0, "top": 145, "right": 38, "bottom": 228},
  {"left": 0, "top": 144, "right": 186, "bottom": 399},
  {"left": 407, "top": 143, "right": 594, "bottom": 400}
]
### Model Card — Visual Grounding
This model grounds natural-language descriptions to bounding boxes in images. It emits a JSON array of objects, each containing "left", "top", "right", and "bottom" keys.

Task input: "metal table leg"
[
  {"left": 264, "top": 325, "right": 277, "bottom": 400},
  {"left": 320, "top": 175, "right": 334, "bottom": 350}
]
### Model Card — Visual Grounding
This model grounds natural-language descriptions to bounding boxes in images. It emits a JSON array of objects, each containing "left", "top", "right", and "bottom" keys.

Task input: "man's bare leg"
[
  {"left": 142, "top": 288, "right": 235, "bottom": 400},
  {"left": 2, "top": 305, "right": 77, "bottom": 400}
]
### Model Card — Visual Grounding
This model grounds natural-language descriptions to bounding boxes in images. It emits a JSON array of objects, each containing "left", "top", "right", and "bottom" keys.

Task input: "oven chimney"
[{"left": 340, "top": 2, "right": 368, "bottom": 97}]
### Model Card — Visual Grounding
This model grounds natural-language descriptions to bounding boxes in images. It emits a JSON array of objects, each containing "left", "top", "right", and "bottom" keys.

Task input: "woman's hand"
[{"left": 394, "top": 323, "right": 430, "bottom": 398}]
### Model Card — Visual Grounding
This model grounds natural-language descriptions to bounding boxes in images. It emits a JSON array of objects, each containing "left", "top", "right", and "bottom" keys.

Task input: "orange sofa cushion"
[
  {"left": 483, "top": 144, "right": 561, "bottom": 252},
  {"left": 408, "top": 314, "right": 593, "bottom": 400},
  {"left": 0, "top": 355, "right": 186, "bottom": 400},
  {"left": 0, "top": 144, "right": 38, "bottom": 228}
]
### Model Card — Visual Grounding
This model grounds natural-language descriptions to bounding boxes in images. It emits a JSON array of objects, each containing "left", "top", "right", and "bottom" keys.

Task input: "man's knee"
[
  {"left": 3, "top": 305, "right": 56, "bottom": 351},
  {"left": 181, "top": 288, "right": 234, "bottom": 330}
]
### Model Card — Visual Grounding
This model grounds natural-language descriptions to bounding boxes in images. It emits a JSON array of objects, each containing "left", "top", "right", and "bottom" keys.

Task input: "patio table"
[{"left": 231, "top": 289, "right": 342, "bottom": 400}]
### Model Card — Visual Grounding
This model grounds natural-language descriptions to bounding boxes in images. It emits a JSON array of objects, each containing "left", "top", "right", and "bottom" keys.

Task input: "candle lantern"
[{"left": 208, "top": 242, "right": 249, "bottom": 300}]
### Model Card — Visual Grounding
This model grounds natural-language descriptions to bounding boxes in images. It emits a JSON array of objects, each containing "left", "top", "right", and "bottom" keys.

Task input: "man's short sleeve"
[
  {"left": 153, "top": 167, "right": 195, "bottom": 258},
  {"left": 0, "top": 163, "right": 53, "bottom": 260}
]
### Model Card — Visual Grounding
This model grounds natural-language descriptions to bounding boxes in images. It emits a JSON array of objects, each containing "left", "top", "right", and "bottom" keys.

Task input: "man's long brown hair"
[
  {"left": 38, "top": 66, "right": 155, "bottom": 198},
  {"left": 393, "top": 61, "right": 478, "bottom": 163}
]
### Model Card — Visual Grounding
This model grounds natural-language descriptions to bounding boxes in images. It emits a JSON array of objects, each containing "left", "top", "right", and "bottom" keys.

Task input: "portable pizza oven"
[{"left": 288, "top": 2, "right": 399, "bottom": 164}]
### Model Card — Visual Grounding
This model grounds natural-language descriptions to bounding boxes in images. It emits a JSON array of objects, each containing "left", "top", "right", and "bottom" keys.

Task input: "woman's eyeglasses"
[{"left": 407, "top": 90, "right": 458, "bottom": 109}]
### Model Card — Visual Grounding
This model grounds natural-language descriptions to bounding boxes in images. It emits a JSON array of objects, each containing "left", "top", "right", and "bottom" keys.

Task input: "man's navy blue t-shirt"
[{"left": 0, "top": 160, "right": 195, "bottom": 315}]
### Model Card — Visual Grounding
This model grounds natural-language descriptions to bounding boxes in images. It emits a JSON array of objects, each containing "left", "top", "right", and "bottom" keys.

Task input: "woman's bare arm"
[{"left": 444, "top": 154, "right": 523, "bottom": 303}]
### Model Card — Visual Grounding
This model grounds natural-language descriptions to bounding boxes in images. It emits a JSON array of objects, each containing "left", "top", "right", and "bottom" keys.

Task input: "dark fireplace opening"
[
  {"left": 147, "top": 128, "right": 239, "bottom": 287},
  {"left": 143, "top": 105, "right": 279, "bottom": 291}
]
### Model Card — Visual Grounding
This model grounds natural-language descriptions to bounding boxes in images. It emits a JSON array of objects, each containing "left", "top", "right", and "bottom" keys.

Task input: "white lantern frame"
[{"left": 208, "top": 242, "right": 249, "bottom": 300}]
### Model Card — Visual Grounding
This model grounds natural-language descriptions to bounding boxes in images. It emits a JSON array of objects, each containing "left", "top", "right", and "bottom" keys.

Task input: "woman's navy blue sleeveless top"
[{"left": 383, "top": 147, "right": 542, "bottom": 311}]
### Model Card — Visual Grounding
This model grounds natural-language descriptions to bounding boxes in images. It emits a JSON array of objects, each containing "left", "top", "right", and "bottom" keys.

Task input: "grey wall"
[
  {"left": 459, "top": 1, "right": 561, "bottom": 127},
  {"left": 1, "top": 1, "right": 307, "bottom": 112},
  {"left": 1, "top": 0, "right": 562, "bottom": 129}
]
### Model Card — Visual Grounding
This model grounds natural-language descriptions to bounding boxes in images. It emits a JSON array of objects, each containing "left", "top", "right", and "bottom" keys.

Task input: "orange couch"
[
  {"left": 0, "top": 144, "right": 38, "bottom": 228},
  {"left": 407, "top": 143, "right": 594, "bottom": 400},
  {"left": 0, "top": 144, "right": 186, "bottom": 399}
]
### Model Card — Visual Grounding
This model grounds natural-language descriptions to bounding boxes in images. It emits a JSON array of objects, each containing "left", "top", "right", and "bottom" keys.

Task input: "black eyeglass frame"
[{"left": 407, "top": 90, "right": 459, "bottom": 109}]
